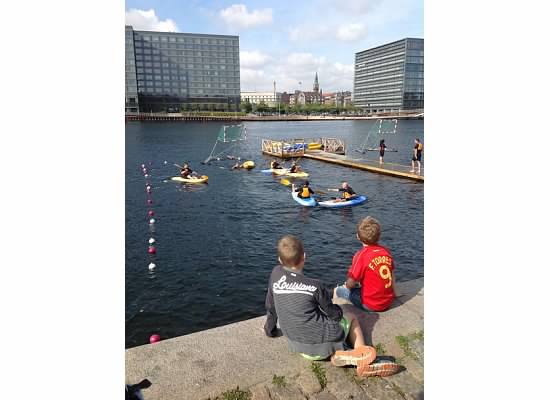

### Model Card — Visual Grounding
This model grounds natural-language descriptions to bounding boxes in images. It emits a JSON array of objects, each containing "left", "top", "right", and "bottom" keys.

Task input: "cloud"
[
  {"left": 125, "top": 9, "right": 179, "bottom": 32},
  {"left": 240, "top": 51, "right": 354, "bottom": 93},
  {"left": 240, "top": 51, "right": 272, "bottom": 68},
  {"left": 336, "top": 23, "right": 368, "bottom": 41},
  {"left": 220, "top": 4, "right": 272, "bottom": 29},
  {"left": 289, "top": 23, "right": 367, "bottom": 43},
  {"left": 331, "top": 0, "right": 383, "bottom": 14}
]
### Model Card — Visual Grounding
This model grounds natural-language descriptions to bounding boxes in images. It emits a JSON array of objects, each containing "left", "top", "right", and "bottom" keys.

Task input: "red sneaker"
[
  {"left": 357, "top": 361, "right": 401, "bottom": 377},
  {"left": 331, "top": 345, "right": 376, "bottom": 367}
]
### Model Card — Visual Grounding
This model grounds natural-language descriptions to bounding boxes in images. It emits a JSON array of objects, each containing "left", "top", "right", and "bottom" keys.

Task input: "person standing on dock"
[
  {"left": 379, "top": 140, "right": 387, "bottom": 164},
  {"left": 410, "top": 138, "right": 423, "bottom": 174}
]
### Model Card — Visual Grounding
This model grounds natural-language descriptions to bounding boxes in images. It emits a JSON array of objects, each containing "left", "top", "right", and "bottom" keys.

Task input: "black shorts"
[
  {"left": 413, "top": 152, "right": 422, "bottom": 162},
  {"left": 380, "top": 150, "right": 385, "bottom": 157}
]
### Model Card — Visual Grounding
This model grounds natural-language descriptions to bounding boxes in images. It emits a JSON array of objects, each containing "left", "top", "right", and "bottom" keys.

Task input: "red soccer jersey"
[{"left": 347, "top": 244, "right": 395, "bottom": 311}]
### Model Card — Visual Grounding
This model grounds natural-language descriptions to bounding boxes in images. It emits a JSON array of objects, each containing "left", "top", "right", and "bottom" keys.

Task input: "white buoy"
[
  {"left": 164, "top": 160, "right": 168, "bottom": 164},
  {"left": 149, "top": 238, "right": 156, "bottom": 244},
  {"left": 148, "top": 262, "right": 156, "bottom": 270},
  {"left": 149, "top": 218, "right": 156, "bottom": 224}
]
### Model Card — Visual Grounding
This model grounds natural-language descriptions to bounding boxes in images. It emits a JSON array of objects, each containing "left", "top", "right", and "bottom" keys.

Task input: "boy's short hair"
[
  {"left": 357, "top": 216, "right": 381, "bottom": 245},
  {"left": 277, "top": 235, "right": 304, "bottom": 267}
]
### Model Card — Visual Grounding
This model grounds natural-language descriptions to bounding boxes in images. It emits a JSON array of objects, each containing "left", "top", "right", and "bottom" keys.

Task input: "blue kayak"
[
  {"left": 292, "top": 191, "right": 317, "bottom": 207},
  {"left": 318, "top": 195, "right": 367, "bottom": 208}
]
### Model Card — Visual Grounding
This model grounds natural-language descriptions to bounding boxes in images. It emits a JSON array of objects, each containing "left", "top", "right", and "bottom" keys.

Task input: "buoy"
[
  {"left": 149, "top": 161, "right": 152, "bottom": 166},
  {"left": 149, "top": 334, "right": 160, "bottom": 344},
  {"left": 147, "top": 199, "right": 153, "bottom": 205},
  {"left": 144, "top": 174, "right": 149, "bottom": 178},
  {"left": 141, "top": 164, "right": 145, "bottom": 168},
  {"left": 149, "top": 238, "right": 156, "bottom": 244},
  {"left": 164, "top": 160, "right": 168, "bottom": 165},
  {"left": 148, "top": 262, "right": 156, "bottom": 270},
  {"left": 148, "top": 210, "right": 155, "bottom": 216},
  {"left": 146, "top": 185, "right": 151, "bottom": 190},
  {"left": 148, "top": 246, "right": 156, "bottom": 254},
  {"left": 149, "top": 218, "right": 155, "bottom": 224}
]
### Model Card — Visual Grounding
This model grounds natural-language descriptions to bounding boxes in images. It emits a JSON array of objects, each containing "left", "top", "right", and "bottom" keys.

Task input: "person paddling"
[
  {"left": 327, "top": 181, "right": 357, "bottom": 202},
  {"left": 180, "top": 163, "right": 199, "bottom": 179},
  {"left": 289, "top": 161, "right": 302, "bottom": 173},
  {"left": 293, "top": 181, "right": 315, "bottom": 199},
  {"left": 270, "top": 160, "right": 284, "bottom": 170}
]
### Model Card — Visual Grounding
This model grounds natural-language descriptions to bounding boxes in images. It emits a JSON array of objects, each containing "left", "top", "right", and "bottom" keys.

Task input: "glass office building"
[
  {"left": 353, "top": 38, "right": 423, "bottom": 112},
  {"left": 125, "top": 26, "right": 240, "bottom": 113},
  {"left": 125, "top": 26, "right": 139, "bottom": 113}
]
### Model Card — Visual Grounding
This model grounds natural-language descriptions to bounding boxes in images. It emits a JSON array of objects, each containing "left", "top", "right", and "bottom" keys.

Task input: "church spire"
[{"left": 313, "top": 72, "right": 319, "bottom": 93}]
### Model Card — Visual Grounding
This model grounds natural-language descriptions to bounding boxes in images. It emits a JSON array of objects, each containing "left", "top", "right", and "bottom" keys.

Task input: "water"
[{"left": 126, "top": 120, "right": 424, "bottom": 348}]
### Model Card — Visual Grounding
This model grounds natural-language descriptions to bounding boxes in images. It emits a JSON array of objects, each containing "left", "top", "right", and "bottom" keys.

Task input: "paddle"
[{"left": 280, "top": 178, "right": 291, "bottom": 186}]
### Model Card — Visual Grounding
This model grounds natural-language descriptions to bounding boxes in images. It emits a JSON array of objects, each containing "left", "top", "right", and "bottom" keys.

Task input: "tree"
[{"left": 242, "top": 101, "right": 253, "bottom": 113}]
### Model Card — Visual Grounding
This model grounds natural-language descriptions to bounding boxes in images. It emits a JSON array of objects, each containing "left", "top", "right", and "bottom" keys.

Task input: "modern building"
[
  {"left": 353, "top": 38, "right": 423, "bottom": 112},
  {"left": 240, "top": 91, "right": 281, "bottom": 106},
  {"left": 125, "top": 25, "right": 240, "bottom": 113}
]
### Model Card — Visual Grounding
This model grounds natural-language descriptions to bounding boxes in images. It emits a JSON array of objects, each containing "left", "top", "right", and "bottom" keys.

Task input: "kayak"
[
  {"left": 241, "top": 160, "right": 255, "bottom": 169},
  {"left": 171, "top": 175, "right": 209, "bottom": 184},
  {"left": 307, "top": 143, "right": 322, "bottom": 150},
  {"left": 292, "top": 191, "right": 317, "bottom": 207},
  {"left": 318, "top": 195, "right": 367, "bottom": 208},
  {"left": 272, "top": 169, "right": 309, "bottom": 178},
  {"left": 261, "top": 168, "right": 285, "bottom": 174}
]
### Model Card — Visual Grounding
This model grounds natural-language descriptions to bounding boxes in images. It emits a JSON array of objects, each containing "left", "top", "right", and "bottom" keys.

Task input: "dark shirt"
[
  {"left": 338, "top": 187, "right": 356, "bottom": 198},
  {"left": 264, "top": 265, "right": 343, "bottom": 344}
]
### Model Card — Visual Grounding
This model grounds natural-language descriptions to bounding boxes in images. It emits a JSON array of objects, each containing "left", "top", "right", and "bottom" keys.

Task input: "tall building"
[
  {"left": 353, "top": 38, "right": 423, "bottom": 112},
  {"left": 125, "top": 26, "right": 240, "bottom": 113}
]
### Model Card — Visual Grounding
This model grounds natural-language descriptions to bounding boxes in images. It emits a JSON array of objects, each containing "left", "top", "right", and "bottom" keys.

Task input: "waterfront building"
[
  {"left": 125, "top": 25, "right": 240, "bottom": 113},
  {"left": 353, "top": 38, "right": 423, "bottom": 112},
  {"left": 288, "top": 73, "right": 323, "bottom": 106},
  {"left": 322, "top": 91, "right": 352, "bottom": 107},
  {"left": 240, "top": 91, "right": 282, "bottom": 106}
]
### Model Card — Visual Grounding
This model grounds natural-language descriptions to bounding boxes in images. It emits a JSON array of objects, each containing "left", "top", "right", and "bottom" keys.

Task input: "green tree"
[{"left": 242, "top": 101, "right": 253, "bottom": 113}]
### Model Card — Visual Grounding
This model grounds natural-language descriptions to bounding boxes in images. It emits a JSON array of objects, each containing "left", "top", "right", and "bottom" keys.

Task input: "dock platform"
[{"left": 303, "top": 150, "right": 424, "bottom": 182}]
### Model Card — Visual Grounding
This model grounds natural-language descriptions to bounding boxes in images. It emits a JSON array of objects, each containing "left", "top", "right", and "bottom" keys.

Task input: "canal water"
[{"left": 126, "top": 120, "right": 424, "bottom": 348}]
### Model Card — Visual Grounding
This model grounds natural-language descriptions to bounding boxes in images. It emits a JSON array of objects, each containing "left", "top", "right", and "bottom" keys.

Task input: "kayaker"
[
  {"left": 328, "top": 182, "right": 357, "bottom": 202},
  {"left": 180, "top": 163, "right": 198, "bottom": 179},
  {"left": 379, "top": 140, "right": 387, "bottom": 164},
  {"left": 271, "top": 160, "right": 283, "bottom": 169},
  {"left": 289, "top": 161, "right": 302, "bottom": 173},
  {"left": 293, "top": 181, "right": 315, "bottom": 199},
  {"left": 410, "top": 138, "right": 423, "bottom": 174},
  {"left": 232, "top": 162, "right": 241, "bottom": 170}
]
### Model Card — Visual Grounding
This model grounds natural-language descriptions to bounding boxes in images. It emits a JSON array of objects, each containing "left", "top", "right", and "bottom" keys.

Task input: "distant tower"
[{"left": 313, "top": 72, "right": 319, "bottom": 93}]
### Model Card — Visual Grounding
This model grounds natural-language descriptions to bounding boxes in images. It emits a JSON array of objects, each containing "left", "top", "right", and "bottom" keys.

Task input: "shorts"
[
  {"left": 299, "top": 317, "right": 351, "bottom": 361},
  {"left": 380, "top": 150, "right": 385, "bottom": 157},
  {"left": 334, "top": 285, "right": 376, "bottom": 312},
  {"left": 412, "top": 153, "right": 422, "bottom": 162}
]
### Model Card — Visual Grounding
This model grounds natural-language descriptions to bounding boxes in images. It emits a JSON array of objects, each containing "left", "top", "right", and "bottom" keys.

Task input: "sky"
[{"left": 125, "top": 0, "right": 423, "bottom": 93}]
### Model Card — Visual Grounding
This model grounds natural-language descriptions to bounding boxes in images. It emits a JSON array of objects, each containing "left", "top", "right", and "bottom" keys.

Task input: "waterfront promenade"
[
  {"left": 125, "top": 278, "right": 424, "bottom": 400},
  {"left": 125, "top": 111, "right": 424, "bottom": 123}
]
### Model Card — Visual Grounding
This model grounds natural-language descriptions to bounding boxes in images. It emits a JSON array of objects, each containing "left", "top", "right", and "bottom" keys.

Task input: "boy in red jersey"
[{"left": 334, "top": 216, "right": 396, "bottom": 312}]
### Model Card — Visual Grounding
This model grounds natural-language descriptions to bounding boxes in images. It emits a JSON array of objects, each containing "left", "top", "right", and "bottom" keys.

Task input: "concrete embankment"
[
  {"left": 126, "top": 114, "right": 424, "bottom": 122},
  {"left": 125, "top": 278, "right": 424, "bottom": 400}
]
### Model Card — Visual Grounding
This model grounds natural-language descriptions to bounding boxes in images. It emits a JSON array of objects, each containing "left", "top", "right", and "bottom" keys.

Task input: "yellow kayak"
[
  {"left": 272, "top": 169, "right": 309, "bottom": 178},
  {"left": 171, "top": 175, "right": 209, "bottom": 184},
  {"left": 307, "top": 143, "right": 322, "bottom": 150},
  {"left": 241, "top": 160, "right": 255, "bottom": 169}
]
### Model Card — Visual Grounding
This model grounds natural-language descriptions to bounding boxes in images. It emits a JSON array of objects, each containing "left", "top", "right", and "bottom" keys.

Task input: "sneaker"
[
  {"left": 409, "top": 169, "right": 415, "bottom": 173},
  {"left": 357, "top": 360, "right": 401, "bottom": 377},
  {"left": 331, "top": 345, "right": 376, "bottom": 367}
]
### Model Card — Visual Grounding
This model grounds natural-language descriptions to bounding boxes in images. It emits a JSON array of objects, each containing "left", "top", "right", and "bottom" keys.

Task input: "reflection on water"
[{"left": 126, "top": 120, "right": 424, "bottom": 348}]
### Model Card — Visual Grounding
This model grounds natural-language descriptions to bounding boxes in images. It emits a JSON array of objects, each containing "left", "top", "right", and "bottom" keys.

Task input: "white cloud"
[
  {"left": 240, "top": 51, "right": 272, "bottom": 68},
  {"left": 240, "top": 51, "right": 354, "bottom": 93},
  {"left": 336, "top": 23, "right": 368, "bottom": 41},
  {"left": 220, "top": 4, "right": 272, "bottom": 29},
  {"left": 288, "top": 26, "right": 329, "bottom": 42},
  {"left": 332, "top": 0, "right": 383, "bottom": 14},
  {"left": 125, "top": 9, "right": 179, "bottom": 32}
]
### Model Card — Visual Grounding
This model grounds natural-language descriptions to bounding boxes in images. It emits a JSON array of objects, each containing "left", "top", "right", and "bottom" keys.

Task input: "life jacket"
[
  {"left": 302, "top": 187, "right": 310, "bottom": 198},
  {"left": 417, "top": 143, "right": 423, "bottom": 151},
  {"left": 343, "top": 191, "right": 352, "bottom": 199}
]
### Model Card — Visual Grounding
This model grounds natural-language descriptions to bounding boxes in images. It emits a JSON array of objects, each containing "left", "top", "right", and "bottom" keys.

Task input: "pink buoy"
[
  {"left": 143, "top": 168, "right": 148, "bottom": 174},
  {"left": 147, "top": 199, "right": 153, "bottom": 205},
  {"left": 148, "top": 246, "right": 156, "bottom": 254},
  {"left": 149, "top": 334, "right": 160, "bottom": 344},
  {"left": 148, "top": 210, "right": 155, "bottom": 216}
]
